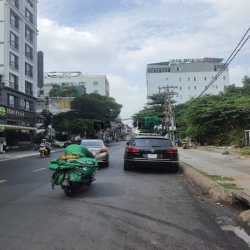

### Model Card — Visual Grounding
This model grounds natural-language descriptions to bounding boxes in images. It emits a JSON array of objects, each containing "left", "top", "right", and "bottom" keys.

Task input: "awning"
[{"left": 2, "top": 125, "right": 37, "bottom": 131}]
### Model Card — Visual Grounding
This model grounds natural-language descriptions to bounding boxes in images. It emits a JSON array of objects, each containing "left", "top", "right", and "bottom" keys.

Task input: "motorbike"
[
  {"left": 48, "top": 154, "right": 99, "bottom": 197},
  {"left": 182, "top": 140, "right": 187, "bottom": 149},
  {"left": 39, "top": 145, "right": 50, "bottom": 157}
]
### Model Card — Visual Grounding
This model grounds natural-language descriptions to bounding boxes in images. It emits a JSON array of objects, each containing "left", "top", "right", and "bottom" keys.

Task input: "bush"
[{"left": 222, "top": 150, "right": 230, "bottom": 155}]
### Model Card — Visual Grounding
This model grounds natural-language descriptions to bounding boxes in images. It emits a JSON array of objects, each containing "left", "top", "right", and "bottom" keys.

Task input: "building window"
[
  {"left": 194, "top": 86, "right": 196, "bottom": 90},
  {"left": 179, "top": 78, "right": 181, "bottom": 81},
  {"left": 25, "top": 25, "right": 33, "bottom": 42},
  {"left": 10, "top": 11, "right": 19, "bottom": 30},
  {"left": 25, "top": 62, "right": 33, "bottom": 78},
  {"left": 166, "top": 78, "right": 168, "bottom": 81},
  {"left": 180, "top": 95, "right": 182, "bottom": 99},
  {"left": 10, "top": 0, "right": 19, "bottom": 9},
  {"left": 223, "top": 76, "right": 226, "bottom": 80},
  {"left": 25, "top": 81, "right": 33, "bottom": 96},
  {"left": 26, "top": 0, "right": 33, "bottom": 8},
  {"left": 25, "top": 8, "right": 33, "bottom": 23},
  {"left": 8, "top": 94, "right": 18, "bottom": 107},
  {"left": 94, "top": 90, "right": 99, "bottom": 93},
  {"left": 188, "top": 86, "right": 190, "bottom": 90},
  {"left": 10, "top": 32, "right": 19, "bottom": 50},
  {"left": 93, "top": 82, "right": 98, "bottom": 86},
  {"left": 25, "top": 100, "right": 31, "bottom": 111},
  {"left": 194, "top": 77, "right": 196, "bottom": 81},
  {"left": 9, "top": 73, "right": 18, "bottom": 90},
  {"left": 180, "top": 87, "right": 182, "bottom": 90},
  {"left": 176, "top": 67, "right": 181, "bottom": 71},
  {"left": 25, "top": 44, "right": 33, "bottom": 60},
  {"left": 204, "top": 77, "right": 207, "bottom": 81},
  {"left": 216, "top": 85, "right": 218, "bottom": 89},
  {"left": 39, "top": 89, "right": 44, "bottom": 96},
  {"left": 188, "top": 77, "right": 190, "bottom": 81},
  {"left": 10, "top": 52, "right": 19, "bottom": 70}
]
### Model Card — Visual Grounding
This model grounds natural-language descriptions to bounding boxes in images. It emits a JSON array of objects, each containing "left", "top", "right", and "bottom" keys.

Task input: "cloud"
[{"left": 37, "top": 0, "right": 250, "bottom": 117}]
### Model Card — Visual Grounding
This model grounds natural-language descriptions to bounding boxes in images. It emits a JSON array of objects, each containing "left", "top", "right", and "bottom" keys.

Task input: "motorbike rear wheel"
[{"left": 63, "top": 186, "right": 74, "bottom": 197}]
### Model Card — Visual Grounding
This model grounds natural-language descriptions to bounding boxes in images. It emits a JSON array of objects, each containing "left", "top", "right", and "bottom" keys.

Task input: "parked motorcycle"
[
  {"left": 39, "top": 145, "right": 50, "bottom": 157},
  {"left": 48, "top": 154, "right": 99, "bottom": 197}
]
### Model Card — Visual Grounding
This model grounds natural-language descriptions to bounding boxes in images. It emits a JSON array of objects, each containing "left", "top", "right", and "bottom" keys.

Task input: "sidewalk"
[{"left": 0, "top": 147, "right": 64, "bottom": 161}]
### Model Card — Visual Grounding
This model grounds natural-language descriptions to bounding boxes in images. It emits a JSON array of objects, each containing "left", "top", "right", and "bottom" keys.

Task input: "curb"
[{"left": 179, "top": 161, "right": 235, "bottom": 204}]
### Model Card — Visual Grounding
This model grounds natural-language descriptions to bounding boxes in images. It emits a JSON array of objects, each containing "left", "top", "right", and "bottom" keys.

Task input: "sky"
[{"left": 37, "top": 0, "right": 250, "bottom": 119}]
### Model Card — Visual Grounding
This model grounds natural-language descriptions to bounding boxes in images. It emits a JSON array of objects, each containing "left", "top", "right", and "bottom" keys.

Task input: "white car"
[{"left": 53, "top": 140, "right": 65, "bottom": 148}]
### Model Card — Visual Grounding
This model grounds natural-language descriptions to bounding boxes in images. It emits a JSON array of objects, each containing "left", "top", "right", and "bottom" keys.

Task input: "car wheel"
[
  {"left": 102, "top": 162, "right": 109, "bottom": 167},
  {"left": 124, "top": 162, "right": 131, "bottom": 171},
  {"left": 171, "top": 164, "right": 179, "bottom": 173}
]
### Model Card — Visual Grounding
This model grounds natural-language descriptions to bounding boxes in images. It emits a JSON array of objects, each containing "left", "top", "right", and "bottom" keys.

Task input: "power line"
[{"left": 196, "top": 27, "right": 250, "bottom": 99}]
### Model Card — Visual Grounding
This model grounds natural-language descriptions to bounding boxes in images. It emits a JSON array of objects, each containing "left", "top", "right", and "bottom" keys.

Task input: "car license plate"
[{"left": 145, "top": 154, "right": 157, "bottom": 158}]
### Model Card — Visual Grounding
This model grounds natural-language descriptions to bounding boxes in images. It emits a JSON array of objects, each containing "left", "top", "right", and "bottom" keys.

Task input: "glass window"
[
  {"left": 204, "top": 77, "right": 207, "bottom": 81},
  {"left": 134, "top": 138, "right": 172, "bottom": 147},
  {"left": 9, "top": 73, "right": 18, "bottom": 90},
  {"left": 25, "top": 81, "right": 33, "bottom": 96},
  {"left": 26, "top": 0, "right": 33, "bottom": 8},
  {"left": 81, "top": 141, "right": 103, "bottom": 147},
  {"left": 194, "top": 86, "right": 196, "bottom": 90},
  {"left": 25, "top": 8, "right": 33, "bottom": 23},
  {"left": 25, "top": 100, "right": 30, "bottom": 110},
  {"left": 25, "top": 44, "right": 33, "bottom": 60},
  {"left": 10, "top": 12, "right": 19, "bottom": 30},
  {"left": 188, "top": 77, "right": 190, "bottom": 81},
  {"left": 180, "top": 87, "right": 182, "bottom": 90},
  {"left": 8, "top": 94, "right": 18, "bottom": 107},
  {"left": 10, "top": 0, "right": 19, "bottom": 9},
  {"left": 188, "top": 86, "right": 190, "bottom": 90},
  {"left": 94, "top": 90, "right": 99, "bottom": 93},
  {"left": 10, "top": 52, "right": 19, "bottom": 70},
  {"left": 179, "top": 78, "right": 181, "bottom": 81},
  {"left": 223, "top": 76, "right": 226, "bottom": 80},
  {"left": 194, "top": 77, "right": 196, "bottom": 81},
  {"left": 93, "top": 82, "right": 98, "bottom": 86},
  {"left": 25, "top": 25, "right": 33, "bottom": 42},
  {"left": 10, "top": 32, "right": 19, "bottom": 50},
  {"left": 25, "top": 62, "right": 33, "bottom": 78}
]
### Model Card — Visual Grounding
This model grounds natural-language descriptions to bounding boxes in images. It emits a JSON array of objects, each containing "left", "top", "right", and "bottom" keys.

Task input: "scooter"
[
  {"left": 39, "top": 145, "right": 50, "bottom": 157},
  {"left": 49, "top": 154, "right": 99, "bottom": 197}
]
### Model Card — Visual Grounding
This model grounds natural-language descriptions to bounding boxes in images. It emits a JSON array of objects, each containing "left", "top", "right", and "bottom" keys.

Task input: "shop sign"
[
  {"left": 0, "top": 106, "right": 34, "bottom": 121},
  {"left": 170, "top": 58, "right": 216, "bottom": 64}
]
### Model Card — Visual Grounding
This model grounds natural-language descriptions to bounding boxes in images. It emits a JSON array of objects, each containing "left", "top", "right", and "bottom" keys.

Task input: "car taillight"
[
  {"left": 99, "top": 148, "right": 107, "bottom": 153},
  {"left": 166, "top": 148, "right": 178, "bottom": 154},
  {"left": 127, "top": 147, "right": 140, "bottom": 153}
]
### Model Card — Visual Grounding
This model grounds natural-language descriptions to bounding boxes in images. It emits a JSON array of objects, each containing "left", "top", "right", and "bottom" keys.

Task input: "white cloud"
[{"left": 37, "top": 0, "right": 250, "bottom": 117}]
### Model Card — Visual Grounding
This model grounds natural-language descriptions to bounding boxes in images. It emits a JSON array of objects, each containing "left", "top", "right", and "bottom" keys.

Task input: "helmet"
[
  {"left": 42, "top": 139, "right": 46, "bottom": 142},
  {"left": 73, "top": 136, "right": 81, "bottom": 142}
]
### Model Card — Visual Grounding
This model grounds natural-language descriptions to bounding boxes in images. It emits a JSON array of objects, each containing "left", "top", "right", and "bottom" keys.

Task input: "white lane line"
[
  {"left": 33, "top": 168, "right": 46, "bottom": 173},
  {"left": 0, "top": 180, "right": 7, "bottom": 183}
]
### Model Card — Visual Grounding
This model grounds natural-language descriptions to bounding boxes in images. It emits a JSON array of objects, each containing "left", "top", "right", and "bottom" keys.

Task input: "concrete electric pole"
[{"left": 158, "top": 85, "right": 178, "bottom": 141}]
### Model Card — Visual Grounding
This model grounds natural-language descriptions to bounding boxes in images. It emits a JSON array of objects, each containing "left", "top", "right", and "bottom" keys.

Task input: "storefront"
[{"left": 0, "top": 105, "right": 37, "bottom": 149}]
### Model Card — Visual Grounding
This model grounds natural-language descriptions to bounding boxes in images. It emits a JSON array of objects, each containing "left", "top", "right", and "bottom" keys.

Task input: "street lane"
[{"left": 0, "top": 142, "right": 248, "bottom": 249}]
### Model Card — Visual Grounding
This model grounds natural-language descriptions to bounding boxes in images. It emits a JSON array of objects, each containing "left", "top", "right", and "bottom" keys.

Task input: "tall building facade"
[
  {"left": 0, "top": 0, "right": 38, "bottom": 148},
  {"left": 38, "top": 72, "right": 110, "bottom": 98},
  {"left": 146, "top": 58, "right": 230, "bottom": 103}
]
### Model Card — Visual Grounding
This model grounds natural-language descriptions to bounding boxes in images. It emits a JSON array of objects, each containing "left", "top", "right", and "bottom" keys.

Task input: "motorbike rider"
[
  {"left": 65, "top": 136, "right": 95, "bottom": 158},
  {"left": 39, "top": 138, "right": 51, "bottom": 155}
]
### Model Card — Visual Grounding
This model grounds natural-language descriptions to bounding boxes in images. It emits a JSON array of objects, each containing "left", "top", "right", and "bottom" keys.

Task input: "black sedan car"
[{"left": 124, "top": 135, "right": 179, "bottom": 172}]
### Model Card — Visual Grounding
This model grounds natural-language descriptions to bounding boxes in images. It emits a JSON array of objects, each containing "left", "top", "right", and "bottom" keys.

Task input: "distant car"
[
  {"left": 124, "top": 135, "right": 179, "bottom": 172},
  {"left": 81, "top": 139, "right": 109, "bottom": 167},
  {"left": 53, "top": 140, "right": 65, "bottom": 148}
]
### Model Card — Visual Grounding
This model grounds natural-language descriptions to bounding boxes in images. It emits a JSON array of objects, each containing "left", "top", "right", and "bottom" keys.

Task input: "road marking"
[
  {"left": 33, "top": 168, "right": 46, "bottom": 173},
  {"left": 0, "top": 180, "right": 7, "bottom": 183}
]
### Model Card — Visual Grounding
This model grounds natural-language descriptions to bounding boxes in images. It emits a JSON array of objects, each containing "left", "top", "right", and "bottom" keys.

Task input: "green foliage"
[
  {"left": 49, "top": 86, "right": 79, "bottom": 97},
  {"left": 222, "top": 150, "right": 230, "bottom": 155}
]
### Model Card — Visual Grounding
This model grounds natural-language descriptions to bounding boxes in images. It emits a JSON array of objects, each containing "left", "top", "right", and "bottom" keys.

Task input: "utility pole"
[{"left": 159, "top": 85, "right": 178, "bottom": 141}]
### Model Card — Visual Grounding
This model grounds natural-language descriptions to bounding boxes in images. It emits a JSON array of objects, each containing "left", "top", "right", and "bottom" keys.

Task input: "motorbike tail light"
[
  {"left": 166, "top": 148, "right": 178, "bottom": 154},
  {"left": 99, "top": 148, "right": 107, "bottom": 153},
  {"left": 127, "top": 147, "right": 140, "bottom": 153}
]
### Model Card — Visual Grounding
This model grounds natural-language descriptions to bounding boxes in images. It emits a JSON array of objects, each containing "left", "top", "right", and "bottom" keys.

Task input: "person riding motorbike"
[
  {"left": 39, "top": 139, "right": 51, "bottom": 155},
  {"left": 65, "top": 136, "right": 95, "bottom": 159}
]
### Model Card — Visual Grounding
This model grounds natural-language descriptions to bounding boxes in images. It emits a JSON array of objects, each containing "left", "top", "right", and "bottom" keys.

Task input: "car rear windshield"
[
  {"left": 134, "top": 138, "right": 172, "bottom": 147},
  {"left": 81, "top": 141, "right": 103, "bottom": 147}
]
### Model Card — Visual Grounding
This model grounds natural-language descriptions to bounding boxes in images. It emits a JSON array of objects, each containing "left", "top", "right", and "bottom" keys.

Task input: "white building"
[
  {"left": 146, "top": 58, "right": 230, "bottom": 103},
  {"left": 0, "top": 0, "right": 38, "bottom": 133},
  {"left": 38, "top": 72, "right": 110, "bottom": 98}
]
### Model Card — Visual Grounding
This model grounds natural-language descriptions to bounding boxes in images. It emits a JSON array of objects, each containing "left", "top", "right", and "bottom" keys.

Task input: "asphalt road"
[{"left": 0, "top": 142, "right": 248, "bottom": 250}]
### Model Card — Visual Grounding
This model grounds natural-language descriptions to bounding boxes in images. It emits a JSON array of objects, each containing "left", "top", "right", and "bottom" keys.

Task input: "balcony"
[
  {"left": 25, "top": 70, "right": 33, "bottom": 78},
  {"left": 9, "top": 82, "right": 19, "bottom": 90},
  {"left": 25, "top": 52, "right": 33, "bottom": 60},
  {"left": 10, "top": 19, "right": 19, "bottom": 30},
  {"left": 10, "top": 40, "right": 19, "bottom": 50},
  {"left": 10, "top": 61, "right": 19, "bottom": 70}
]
